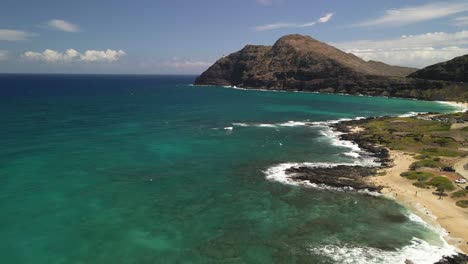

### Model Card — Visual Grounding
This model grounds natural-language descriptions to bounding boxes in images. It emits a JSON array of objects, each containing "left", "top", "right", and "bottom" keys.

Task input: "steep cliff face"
[
  {"left": 409, "top": 54, "right": 468, "bottom": 82},
  {"left": 195, "top": 34, "right": 468, "bottom": 101},
  {"left": 195, "top": 34, "right": 416, "bottom": 88}
]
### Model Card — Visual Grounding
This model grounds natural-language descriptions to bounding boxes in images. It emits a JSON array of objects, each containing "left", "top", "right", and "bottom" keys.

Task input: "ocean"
[{"left": 0, "top": 74, "right": 462, "bottom": 263}]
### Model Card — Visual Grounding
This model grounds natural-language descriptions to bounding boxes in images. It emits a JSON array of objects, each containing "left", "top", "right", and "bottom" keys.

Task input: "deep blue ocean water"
[{"left": 0, "top": 74, "right": 461, "bottom": 263}]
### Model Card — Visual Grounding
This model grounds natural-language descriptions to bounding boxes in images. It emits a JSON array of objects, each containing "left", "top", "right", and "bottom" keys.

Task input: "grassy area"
[
  {"left": 360, "top": 113, "right": 467, "bottom": 206},
  {"left": 451, "top": 190, "right": 468, "bottom": 198},
  {"left": 361, "top": 117, "right": 463, "bottom": 153},
  {"left": 400, "top": 171, "right": 434, "bottom": 181},
  {"left": 401, "top": 171, "right": 455, "bottom": 191},
  {"left": 420, "top": 147, "right": 460, "bottom": 157},
  {"left": 456, "top": 200, "right": 468, "bottom": 208},
  {"left": 409, "top": 159, "right": 440, "bottom": 170}
]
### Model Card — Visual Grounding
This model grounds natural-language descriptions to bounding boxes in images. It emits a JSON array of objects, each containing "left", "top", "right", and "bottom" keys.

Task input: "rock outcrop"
[
  {"left": 195, "top": 34, "right": 415, "bottom": 88},
  {"left": 195, "top": 34, "right": 468, "bottom": 101}
]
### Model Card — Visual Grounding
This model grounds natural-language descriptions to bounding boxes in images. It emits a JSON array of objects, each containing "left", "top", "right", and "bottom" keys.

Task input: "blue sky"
[{"left": 0, "top": 0, "right": 468, "bottom": 74}]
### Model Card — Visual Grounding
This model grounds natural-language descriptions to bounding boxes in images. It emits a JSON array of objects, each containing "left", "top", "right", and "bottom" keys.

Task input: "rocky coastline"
[
  {"left": 281, "top": 114, "right": 468, "bottom": 263},
  {"left": 282, "top": 116, "right": 391, "bottom": 193}
]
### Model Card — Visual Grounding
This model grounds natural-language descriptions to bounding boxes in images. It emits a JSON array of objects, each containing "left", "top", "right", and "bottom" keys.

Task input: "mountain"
[
  {"left": 194, "top": 34, "right": 468, "bottom": 101},
  {"left": 409, "top": 54, "right": 468, "bottom": 82},
  {"left": 195, "top": 34, "right": 416, "bottom": 89}
]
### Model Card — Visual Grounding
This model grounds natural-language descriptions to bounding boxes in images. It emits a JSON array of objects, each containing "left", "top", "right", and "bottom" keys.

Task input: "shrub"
[
  {"left": 427, "top": 176, "right": 455, "bottom": 191},
  {"left": 456, "top": 200, "right": 468, "bottom": 208},
  {"left": 409, "top": 159, "right": 439, "bottom": 170},
  {"left": 432, "top": 138, "right": 451, "bottom": 147},
  {"left": 451, "top": 190, "right": 468, "bottom": 198},
  {"left": 400, "top": 171, "right": 434, "bottom": 181}
]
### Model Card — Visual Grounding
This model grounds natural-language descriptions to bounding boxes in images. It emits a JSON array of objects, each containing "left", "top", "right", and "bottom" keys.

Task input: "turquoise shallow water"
[{"left": 0, "top": 75, "right": 461, "bottom": 263}]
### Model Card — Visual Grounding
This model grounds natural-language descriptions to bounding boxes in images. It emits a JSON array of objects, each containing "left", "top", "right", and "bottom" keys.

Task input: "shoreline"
[
  {"left": 369, "top": 150, "right": 468, "bottom": 254},
  {"left": 195, "top": 84, "right": 468, "bottom": 110}
]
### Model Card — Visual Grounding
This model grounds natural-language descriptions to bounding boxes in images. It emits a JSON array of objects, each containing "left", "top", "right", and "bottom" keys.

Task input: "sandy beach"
[
  {"left": 440, "top": 101, "right": 468, "bottom": 112},
  {"left": 369, "top": 150, "right": 468, "bottom": 254}
]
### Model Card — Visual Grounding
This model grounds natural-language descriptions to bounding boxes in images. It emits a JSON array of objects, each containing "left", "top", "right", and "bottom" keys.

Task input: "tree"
[{"left": 436, "top": 185, "right": 446, "bottom": 199}]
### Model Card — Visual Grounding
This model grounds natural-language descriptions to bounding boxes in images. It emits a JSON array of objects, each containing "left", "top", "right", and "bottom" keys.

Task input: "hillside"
[
  {"left": 409, "top": 54, "right": 468, "bottom": 83},
  {"left": 195, "top": 34, "right": 416, "bottom": 88},
  {"left": 195, "top": 34, "right": 468, "bottom": 101}
]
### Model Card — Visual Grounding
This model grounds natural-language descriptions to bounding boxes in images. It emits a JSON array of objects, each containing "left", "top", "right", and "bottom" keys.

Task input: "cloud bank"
[
  {"left": 0, "top": 29, "right": 34, "bottom": 41},
  {"left": 356, "top": 2, "right": 468, "bottom": 27},
  {"left": 335, "top": 30, "right": 468, "bottom": 67},
  {"left": 454, "top": 16, "right": 468, "bottom": 26},
  {"left": 22, "top": 49, "right": 126, "bottom": 63},
  {"left": 48, "top": 19, "right": 79, "bottom": 32},
  {"left": 0, "top": 50, "right": 8, "bottom": 60},
  {"left": 163, "top": 57, "right": 211, "bottom": 69},
  {"left": 254, "top": 13, "right": 334, "bottom": 31}
]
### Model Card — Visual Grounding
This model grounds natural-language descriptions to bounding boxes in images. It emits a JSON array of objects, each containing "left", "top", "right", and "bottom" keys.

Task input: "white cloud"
[
  {"left": 0, "top": 29, "right": 34, "bottom": 41},
  {"left": 48, "top": 19, "right": 79, "bottom": 32},
  {"left": 334, "top": 30, "right": 468, "bottom": 67},
  {"left": 454, "top": 16, "right": 468, "bottom": 26},
  {"left": 22, "top": 49, "right": 126, "bottom": 63},
  {"left": 161, "top": 57, "right": 212, "bottom": 69},
  {"left": 254, "top": 13, "right": 334, "bottom": 31},
  {"left": 356, "top": 2, "right": 468, "bottom": 27},
  {"left": 318, "top": 13, "right": 333, "bottom": 23},
  {"left": 0, "top": 50, "right": 8, "bottom": 60},
  {"left": 80, "top": 50, "right": 126, "bottom": 62}
]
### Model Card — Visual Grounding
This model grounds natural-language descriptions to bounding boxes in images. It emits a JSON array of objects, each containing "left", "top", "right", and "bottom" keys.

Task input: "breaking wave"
[{"left": 309, "top": 237, "right": 457, "bottom": 264}]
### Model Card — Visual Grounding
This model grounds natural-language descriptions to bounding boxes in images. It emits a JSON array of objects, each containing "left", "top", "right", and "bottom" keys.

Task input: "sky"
[{"left": 0, "top": 0, "right": 468, "bottom": 74}]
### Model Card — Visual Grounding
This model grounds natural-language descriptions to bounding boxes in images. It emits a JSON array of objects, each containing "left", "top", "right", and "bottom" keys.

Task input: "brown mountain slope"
[
  {"left": 194, "top": 34, "right": 468, "bottom": 101},
  {"left": 195, "top": 34, "right": 416, "bottom": 87}
]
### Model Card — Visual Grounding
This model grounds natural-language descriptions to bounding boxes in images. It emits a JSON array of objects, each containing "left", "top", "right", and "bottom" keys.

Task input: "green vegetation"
[
  {"left": 359, "top": 113, "right": 468, "bottom": 205},
  {"left": 421, "top": 147, "right": 460, "bottom": 157},
  {"left": 414, "top": 154, "right": 432, "bottom": 160},
  {"left": 409, "top": 159, "right": 439, "bottom": 170},
  {"left": 456, "top": 200, "right": 468, "bottom": 208},
  {"left": 426, "top": 176, "right": 455, "bottom": 191},
  {"left": 400, "top": 171, "right": 434, "bottom": 181},
  {"left": 451, "top": 190, "right": 468, "bottom": 198},
  {"left": 361, "top": 116, "right": 464, "bottom": 155}
]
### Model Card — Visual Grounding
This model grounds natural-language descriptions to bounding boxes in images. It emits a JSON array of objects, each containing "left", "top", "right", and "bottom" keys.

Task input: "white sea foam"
[
  {"left": 309, "top": 237, "right": 458, "bottom": 264},
  {"left": 257, "top": 124, "right": 277, "bottom": 128},
  {"left": 224, "top": 127, "right": 233, "bottom": 131},
  {"left": 232, "top": 122, "right": 249, "bottom": 127},
  {"left": 278, "top": 121, "right": 309, "bottom": 127},
  {"left": 263, "top": 161, "right": 381, "bottom": 195},
  {"left": 398, "top": 111, "right": 428, "bottom": 117},
  {"left": 436, "top": 101, "right": 468, "bottom": 113}
]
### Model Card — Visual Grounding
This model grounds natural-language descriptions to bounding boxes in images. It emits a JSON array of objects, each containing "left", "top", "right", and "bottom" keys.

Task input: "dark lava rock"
[
  {"left": 286, "top": 165, "right": 382, "bottom": 192},
  {"left": 434, "top": 253, "right": 468, "bottom": 264}
]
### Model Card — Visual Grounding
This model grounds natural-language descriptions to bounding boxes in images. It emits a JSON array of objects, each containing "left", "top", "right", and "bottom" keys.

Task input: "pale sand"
[
  {"left": 369, "top": 150, "right": 468, "bottom": 254},
  {"left": 348, "top": 125, "right": 364, "bottom": 133}
]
